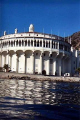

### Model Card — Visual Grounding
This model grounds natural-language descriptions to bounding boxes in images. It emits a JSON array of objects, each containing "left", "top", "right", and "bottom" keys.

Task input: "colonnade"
[
  {"left": 0, "top": 51, "right": 71, "bottom": 76},
  {"left": 0, "top": 38, "right": 70, "bottom": 52}
]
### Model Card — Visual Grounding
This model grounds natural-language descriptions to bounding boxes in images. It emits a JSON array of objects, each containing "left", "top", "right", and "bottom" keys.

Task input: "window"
[
  {"left": 19, "top": 41, "right": 21, "bottom": 46},
  {"left": 34, "top": 40, "right": 36, "bottom": 47},
  {"left": 40, "top": 41, "right": 42, "bottom": 47},
  {"left": 43, "top": 41, "right": 45, "bottom": 47},
  {"left": 44, "top": 53, "right": 45, "bottom": 56},
  {"left": 37, "top": 41, "right": 39, "bottom": 47},
  {"left": 36, "top": 53, "right": 38, "bottom": 56},
  {"left": 25, "top": 41, "right": 27, "bottom": 46},
  {"left": 22, "top": 41, "right": 24, "bottom": 46},
  {"left": 31, "top": 40, "right": 33, "bottom": 46},
  {"left": 49, "top": 41, "right": 50, "bottom": 48},
  {"left": 46, "top": 42, "right": 48, "bottom": 47},
  {"left": 28, "top": 41, "right": 30, "bottom": 46},
  {"left": 50, "top": 54, "right": 52, "bottom": 57}
]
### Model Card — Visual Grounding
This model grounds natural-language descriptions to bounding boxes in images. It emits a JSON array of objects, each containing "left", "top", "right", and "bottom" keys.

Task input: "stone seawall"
[{"left": 0, "top": 72, "right": 80, "bottom": 82}]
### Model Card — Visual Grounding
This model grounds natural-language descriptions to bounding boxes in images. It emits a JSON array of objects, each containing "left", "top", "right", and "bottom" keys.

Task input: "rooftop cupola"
[
  {"left": 4, "top": 31, "right": 6, "bottom": 35},
  {"left": 29, "top": 24, "right": 34, "bottom": 32},
  {"left": 15, "top": 28, "right": 18, "bottom": 34}
]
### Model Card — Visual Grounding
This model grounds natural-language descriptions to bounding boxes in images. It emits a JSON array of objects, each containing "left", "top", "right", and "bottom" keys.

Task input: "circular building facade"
[{"left": 0, "top": 24, "right": 71, "bottom": 75}]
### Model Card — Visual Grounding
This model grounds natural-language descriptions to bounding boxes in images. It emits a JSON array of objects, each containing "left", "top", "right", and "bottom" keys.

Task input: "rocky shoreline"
[{"left": 0, "top": 72, "right": 80, "bottom": 82}]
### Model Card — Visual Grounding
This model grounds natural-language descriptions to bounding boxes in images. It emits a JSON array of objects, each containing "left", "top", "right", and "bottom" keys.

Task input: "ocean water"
[{"left": 0, "top": 79, "right": 79, "bottom": 120}]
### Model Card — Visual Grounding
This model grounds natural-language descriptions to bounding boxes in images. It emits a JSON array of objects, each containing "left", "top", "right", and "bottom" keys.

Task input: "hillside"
[{"left": 65, "top": 31, "right": 80, "bottom": 50}]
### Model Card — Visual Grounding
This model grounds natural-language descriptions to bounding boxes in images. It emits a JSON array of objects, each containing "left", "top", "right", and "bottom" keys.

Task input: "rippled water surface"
[{"left": 0, "top": 79, "right": 79, "bottom": 120}]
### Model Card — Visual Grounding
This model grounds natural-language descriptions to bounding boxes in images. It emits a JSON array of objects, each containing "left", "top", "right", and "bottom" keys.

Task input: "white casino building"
[{"left": 0, "top": 24, "right": 80, "bottom": 76}]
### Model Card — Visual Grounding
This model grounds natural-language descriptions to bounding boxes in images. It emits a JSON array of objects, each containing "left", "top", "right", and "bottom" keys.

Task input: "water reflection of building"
[
  {"left": 0, "top": 79, "right": 79, "bottom": 118},
  {"left": 0, "top": 79, "right": 56, "bottom": 105}
]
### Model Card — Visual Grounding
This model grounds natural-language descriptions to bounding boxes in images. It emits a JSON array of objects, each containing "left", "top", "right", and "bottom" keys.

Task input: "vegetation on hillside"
[
  {"left": 76, "top": 67, "right": 80, "bottom": 75},
  {"left": 65, "top": 31, "right": 80, "bottom": 50}
]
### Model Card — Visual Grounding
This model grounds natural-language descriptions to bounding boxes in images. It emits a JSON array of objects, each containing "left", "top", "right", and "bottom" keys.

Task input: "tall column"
[
  {"left": 59, "top": 58, "right": 61, "bottom": 76},
  {"left": 24, "top": 53, "right": 26, "bottom": 73},
  {"left": 6, "top": 53, "right": 8, "bottom": 64},
  {"left": 32, "top": 52, "right": 34, "bottom": 74},
  {"left": 8, "top": 54, "right": 10, "bottom": 67},
  {"left": 68, "top": 57, "right": 71, "bottom": 74},
  {"left": 40, "top": 53, "right": 43, "bottom": 74},
  {"left": 0, "top": 54, "right": 2, "bottom": 67},
  {"left": 10, "top": 55, "right": 12, "bottom": 70},
  {"left": 16, "top": 54, "right": 19, "bottom": 73},
  {"left": 53, "top": 58, "right": 56, "bottom": 75},
  {"left": 47, "top": 54, "right": 50, "bottom": 75},
  {"left": 1, "top": 55, "right": 3, "bottom": 67},
  {"left": 4, "top": 55, "right": 6, "bottom": 65}
]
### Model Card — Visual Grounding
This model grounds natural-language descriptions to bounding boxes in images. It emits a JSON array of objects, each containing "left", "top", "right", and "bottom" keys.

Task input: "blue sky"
[{"left": 0, "top": 0, "right": 80, "bottom": 37}]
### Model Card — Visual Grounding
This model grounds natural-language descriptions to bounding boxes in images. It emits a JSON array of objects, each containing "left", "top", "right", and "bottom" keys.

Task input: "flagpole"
[
  {"left": 58, "top": 31, "right": 59, "bottom": 40},
  {"left": 70, "top": 37, "right": 71, "bottom": 44},
  {"left": 68, "top": 35, "right": 69, "bottom": 43},
  {"left": 64, "top": 32, "right": 65, "bottom": 41},
  {"left": 51, "top": 29, "right": 52, "bottom": 38}
]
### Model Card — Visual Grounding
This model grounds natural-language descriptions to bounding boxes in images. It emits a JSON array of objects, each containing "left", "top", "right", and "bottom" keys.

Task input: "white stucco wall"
[{"left": 0, "top": 24, "right": 79, "bottom": 76}]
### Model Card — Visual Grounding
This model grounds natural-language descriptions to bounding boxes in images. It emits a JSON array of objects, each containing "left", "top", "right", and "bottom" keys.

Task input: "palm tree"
[
  {"left": 3, "top": 64, "right": 9, "bottom": 72},
  {"left": 76, "top": 67, "right": 80, "bottom": 75}
]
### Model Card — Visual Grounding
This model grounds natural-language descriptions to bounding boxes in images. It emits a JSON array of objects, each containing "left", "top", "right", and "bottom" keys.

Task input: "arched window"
[
  {"left": 2, "top": 43, "right": 3, "bottom": 48},
  {"left": 9, "top": 41, "right": 10, "bottom": 46},
  {"left": 25, "top": 40, "right": 27, "bottom": 46},
  {"left": 40, "top": 41, "right": 42, "bottom": 47},
  {"left": 19, "top": 41, "right": 21, "bottom": 46},
  {"left": 49, "top": 41, "right": 50, "bottom": 48},
  {"left": 31, "top": 40, "right": 33, "bottom": 46},
  {"left": 4, "top": 42, "right": 6, "bottom": 47},
  {"left": 52, "top": 41, "right": 53, "bottom": 48},
  {"left": 7, "top": 42, "right": 8, "bottom": 47},
  {"left": 34, "top": 40, "right": 36, "bottom": 47},
  {"left": 11, "top": 41, "right": 13, "bottom": 47},
  {"left": 46, "top": 41, "right": 48, "bottom": 47},
  {"left": 22, "top": 40, "right": 24, "bottom": 46},
  {"left": 59, "top": 44, "right": 63, "bottom": 50},
  {"left": 14, "top": 41, "right": 15, "bottom": 46},
  {"left": 5, "top": 42, "right": 7, "bottom": 47},
  {"left": 54, "top": 42, "right": 55, "bottom": 49},
  {"left": 43, "top": 41, "right": 45, "bottom": 47},
  {"left": 3, "top": 42, "right": 4, "bottom": 47},
  {"left": 37, "top": 40, "right": 39, "bottom": 47},
  {"left": 56, "top": 43, "right": 58, "bottom": 49}
]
